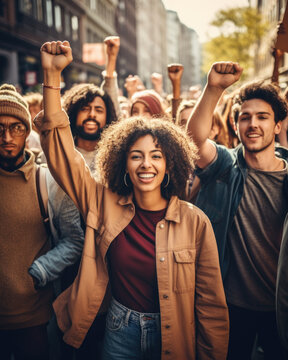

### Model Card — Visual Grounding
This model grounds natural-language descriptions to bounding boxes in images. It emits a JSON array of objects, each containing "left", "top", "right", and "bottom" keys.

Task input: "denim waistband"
[{"left": 110, "top": 297, "right": 161, "bottom": 327}]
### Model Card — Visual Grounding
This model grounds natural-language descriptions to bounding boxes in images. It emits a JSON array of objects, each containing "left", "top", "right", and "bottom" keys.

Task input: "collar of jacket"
[
  {"left": 118, "top": 194, "right": 181, "bottom": 223},
  {"left": 0, "top": 149, "right": 35, "bottom": 181},
  {"left": 235, "top": 143, "right": 288, "bottom": 175}
]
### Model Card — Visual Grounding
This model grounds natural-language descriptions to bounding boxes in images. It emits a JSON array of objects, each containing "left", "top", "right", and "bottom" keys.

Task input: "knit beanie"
[
  {"left": 131, "top": 90, "right": 165, "bottom": 118},
  {"left": 0, "top": 84, "right": 31, "bottom": 134}
]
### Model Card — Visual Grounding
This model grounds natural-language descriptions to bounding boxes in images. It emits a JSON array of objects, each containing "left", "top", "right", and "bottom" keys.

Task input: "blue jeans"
[{"left": 102, "top": 298, "right": 161, "bottom": 360}]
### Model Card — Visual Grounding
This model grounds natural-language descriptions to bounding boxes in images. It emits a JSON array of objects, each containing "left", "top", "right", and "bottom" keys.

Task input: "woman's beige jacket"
[{"left": 35, "top": 110, "right": 229, "bottom": 360}]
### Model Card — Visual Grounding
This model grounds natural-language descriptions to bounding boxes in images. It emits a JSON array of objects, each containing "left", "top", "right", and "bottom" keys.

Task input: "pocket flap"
[{"left": 173, "top": 249, "right": 196, "bottom": 263}]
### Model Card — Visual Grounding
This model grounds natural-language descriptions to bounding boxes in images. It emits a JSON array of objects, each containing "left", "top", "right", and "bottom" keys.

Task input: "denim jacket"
[
  {"left": 29, "top": 148, "right": 98, "bottom": 288},
  {"left": 195, "top": 143, "right": 288, "bottom": 279},
  {"left": 28, "top": 169, "right": 84, "bottom": 288}
]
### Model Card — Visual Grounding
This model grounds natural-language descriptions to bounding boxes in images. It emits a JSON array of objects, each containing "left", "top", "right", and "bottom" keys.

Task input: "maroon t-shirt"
[{"left": 107, "top": 205, "right": 166, "bottom": 313}]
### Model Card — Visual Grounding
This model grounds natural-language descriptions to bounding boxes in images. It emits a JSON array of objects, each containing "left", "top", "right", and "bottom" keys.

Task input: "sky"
[{"left": 162, "top": 0, "right": 250, "bottom": 43}]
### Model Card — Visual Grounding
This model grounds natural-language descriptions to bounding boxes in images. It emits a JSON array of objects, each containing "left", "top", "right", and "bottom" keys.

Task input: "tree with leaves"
[{"left": 203, "top": 7, "right": 268, "bottom": 78}]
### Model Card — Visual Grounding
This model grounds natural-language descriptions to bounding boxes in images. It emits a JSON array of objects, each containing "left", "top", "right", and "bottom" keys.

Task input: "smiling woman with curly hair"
[
  {"left": 37, "top": 40, "right": 229, "bottom": 360},
  {"left": 96, "top": 116, "right": 198, "bottom": 199}
]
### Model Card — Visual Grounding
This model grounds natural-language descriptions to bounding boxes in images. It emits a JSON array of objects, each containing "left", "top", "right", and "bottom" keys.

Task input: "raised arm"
[
  {"left": 167, "top": 64, "right": 184, "bottom": 120},
  {"left": 41, "top": 40, "right": 72, "bottom": 116},
  {"left": 38, "top": 41, "right": 99, "bottom": 221},
  {"left": 186, "top": 62, "right": 243, "bottom": 168},
  {"left": 101, "top": 36, "right": 121, "bottom": 117}
]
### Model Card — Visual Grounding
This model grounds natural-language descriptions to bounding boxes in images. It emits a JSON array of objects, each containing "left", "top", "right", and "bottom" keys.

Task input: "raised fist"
[
  {"left": 104, "top": 36, "right": 120, "bottom": 58},
  {"left": 167, "top": 64, "right": 184, "bottom": 83},
  {"left": 40, "top": 40, "right": 73, "bottom": 72},
  {"left": 208, "top": 62, "right": 243, "bottom": 90}
]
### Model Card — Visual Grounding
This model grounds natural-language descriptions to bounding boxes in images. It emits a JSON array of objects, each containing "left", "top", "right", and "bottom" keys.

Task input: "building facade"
[
  {"left": 136, "top": 0, "right": 167, "bottom": 90},
  {"left": 252, "top": 0, "right": 288, "bottom": 87},
  {"left": 0, "top": 0, "right": 117, "bottom": 92},
  {"left": 116, "top": 0, "right": 137, "bottom": 93},
  {"left": 179, "top": 24, "right": 201, "bottom": 91}
]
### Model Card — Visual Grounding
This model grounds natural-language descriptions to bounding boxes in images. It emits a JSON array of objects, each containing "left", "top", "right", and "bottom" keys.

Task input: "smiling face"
[
  {"left": 236, "top": 99, "right": 281, "bottom": 154},
  {"left": 75, "top": 96, "right": 107, "bottom": 140},
  {"left": 126, "top": 134, "right": 167, "bottom": 200},
  {"left": 131, "top": 101, "right": 152, "bottom": 118},
  {"left": 0, "top": 115, "right": 28, "bottom": 167}
]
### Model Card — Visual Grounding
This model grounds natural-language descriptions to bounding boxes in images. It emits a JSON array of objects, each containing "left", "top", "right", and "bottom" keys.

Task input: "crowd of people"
[{"left": 1, "top": 35, "right": 288, "bottom": 360}]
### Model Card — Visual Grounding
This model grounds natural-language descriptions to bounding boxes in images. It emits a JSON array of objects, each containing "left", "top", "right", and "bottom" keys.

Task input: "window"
[
  {"left": 45, "top": 0, "right": 53, "bottom": 26},
  {"left": 35, "top": 0, "right": 43, "bottom": 21},
  {"left": 20, "top": 0, "right": 33, "bottom": 16},
  {"left": 0, "top": 0, "right": 6, "bottom": 18},
  {"left": 90, "top": 0, "right": 96, "bottom": 10},
  {"left": 55, "top": 5, "right": 62, "bottom": 32},
  {"left": 65, "top": 11, "right": 71, "bottom": 36},
  {"left": 71, "top": 15, "right": 79, "bottom": 41}
]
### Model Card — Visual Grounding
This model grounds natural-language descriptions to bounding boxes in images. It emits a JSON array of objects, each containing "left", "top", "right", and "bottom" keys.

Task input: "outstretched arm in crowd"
[
  {"left": 151, "top": 72, "right": 163, "bottom": 96},
  {"left": 38, "top": 41, "right": 96, "bottom": 221},
  {"left": 102, "top": 36, "right": 121, "bottom": 117},
  {"left": 167, "top": 63, "right": 183, "bottom": 120},
  {"left": 41, "top": 40, "right": 72, "bottom": 116},
  {"left": 186, "top": 61, "right": 243, "bottom": 168},
  {"left": 124, "top": 75, "right": 145, "bottom": 99}
]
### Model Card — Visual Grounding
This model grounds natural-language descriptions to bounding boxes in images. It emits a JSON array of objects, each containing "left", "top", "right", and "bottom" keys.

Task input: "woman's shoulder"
[{"left": 178, "top": 199, "right": 212, "bottom": 225}]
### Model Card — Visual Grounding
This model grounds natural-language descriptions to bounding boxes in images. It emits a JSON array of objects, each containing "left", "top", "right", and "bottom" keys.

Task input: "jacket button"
[
  {"left": 159, "top": 223, "right": 164, "bottom": 229},
  {"left": 160, "top": 257, "right": 165, "bottom": 262},
  {"left": 164, "top": 350, "right": 171, "bottom": 355},
  {"left": 165, "top": 324, "right": 170, "bottom": 329},
  {"left": 163, "top": 294, "right": 168, "bottom": 299}
]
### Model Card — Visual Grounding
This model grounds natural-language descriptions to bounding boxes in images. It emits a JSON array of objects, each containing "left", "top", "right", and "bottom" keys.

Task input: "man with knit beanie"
[{"left": 0, "top": 84, "right": 53, "bottom": 360}]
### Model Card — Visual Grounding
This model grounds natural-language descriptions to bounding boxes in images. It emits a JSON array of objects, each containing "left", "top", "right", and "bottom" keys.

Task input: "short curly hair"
[
  {"left": 95, "top": 116, "right": 198, "bottom": 200},
  {"left": 62, "top": 83, "right": 117, "bottom": 136},
  {"left": 233, "top": 81, "right": 288, "bottom": 123}
]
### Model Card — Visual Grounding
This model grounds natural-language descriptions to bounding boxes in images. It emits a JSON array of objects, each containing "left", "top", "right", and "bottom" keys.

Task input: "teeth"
[
  {"left": 138, "top": 174, "right": 155, "bottom": 178},
  {"left": 247, "top": 134, "right": 260, "bottom": 138}
]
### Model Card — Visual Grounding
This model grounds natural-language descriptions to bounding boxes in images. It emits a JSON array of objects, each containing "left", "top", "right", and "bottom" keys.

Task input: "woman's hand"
[{"left": 40, "top": 40, "right": 73, "bottom": 73}]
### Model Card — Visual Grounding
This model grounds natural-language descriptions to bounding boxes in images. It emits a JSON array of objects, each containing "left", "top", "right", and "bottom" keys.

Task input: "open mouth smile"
[{"left": 137, "top": 173, "right": 156, "bottom": 182}]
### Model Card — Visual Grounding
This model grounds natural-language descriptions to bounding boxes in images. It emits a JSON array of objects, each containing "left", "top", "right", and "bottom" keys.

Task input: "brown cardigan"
[{"left": 0, "top": 150, "right": 53, "bottom": 329}]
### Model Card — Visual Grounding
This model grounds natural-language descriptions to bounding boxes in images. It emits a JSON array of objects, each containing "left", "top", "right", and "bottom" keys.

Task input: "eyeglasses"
[{"left": 0, "top": 123, "right": 27, "bottom": 137}]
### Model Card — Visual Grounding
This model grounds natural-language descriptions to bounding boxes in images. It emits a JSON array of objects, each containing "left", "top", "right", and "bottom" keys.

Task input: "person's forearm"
[
  {"left": 172, "top": 80, "right": 181, "bottom": 99},
  {"left": 186, "top": 84, "right": 223, "bottom": 147},
  {"left": 43, "top": 70, "right": 62, "bottom": 116},
  {"left": 106, "top": 56, "right": 117, "bottom": 78}
]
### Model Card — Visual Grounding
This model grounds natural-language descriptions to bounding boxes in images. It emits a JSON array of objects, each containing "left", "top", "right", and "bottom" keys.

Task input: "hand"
[
  {"left": 40, "top": 40, "right": 73, "bottom": 73},
  {"left": 207, "top": 62, "right": 243, "bottom": 90},
  {"left": 151, "top": 72, "right": 163, "bottom": 90},
  {"left": 104, "top": 36, "right": 120, "bottom": 59},
  {"left": 167, "top": 64, "right": 184, "bottom": 83},
  {"left": 124, "top": 75, "right": 145, "bottom": 95}
]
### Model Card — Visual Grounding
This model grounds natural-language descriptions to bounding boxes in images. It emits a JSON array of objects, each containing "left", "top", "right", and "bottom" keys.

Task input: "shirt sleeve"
[
  {"left": 34, "top": 110, "right": 102, "bottom": 225},
  {"left": 101, "top": 70, "right": 121, "bottom": 118},
  {"left": 29, "top": 194, "right": 84, "bottom": 287}
]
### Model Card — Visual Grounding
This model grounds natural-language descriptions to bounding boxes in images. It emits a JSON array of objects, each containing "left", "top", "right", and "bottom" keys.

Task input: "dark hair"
[
  {"left": 95, "top": 116, "right": 198, "bottom": 200},
  {"left": 62, "top": 83, "right": 117, "bottom": 136},
  {"left": 233, "top": 81, "right": 288, "bottom": 123}
]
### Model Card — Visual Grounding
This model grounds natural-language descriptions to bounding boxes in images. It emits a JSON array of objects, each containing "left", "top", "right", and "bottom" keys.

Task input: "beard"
[
  {"left": 0, "top": 144, "right": 26, "bottom": 171},
  {"left": 75, "top": 119, "right": 103, "bottom": 141},
  {"left": 243, "top": 135, "right": 274, "bottom": 154}
]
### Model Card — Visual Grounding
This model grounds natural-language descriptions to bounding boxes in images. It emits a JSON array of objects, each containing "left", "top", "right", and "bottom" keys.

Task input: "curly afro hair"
[
  {"left": 95, "top": 116, "right": 198, "bottom": 200},
  {"left": 233, "top": 81, "right": 288, "bottom": 123},
  {"left": 62, "top": 83, "right": 117, "bottom": 136}
]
